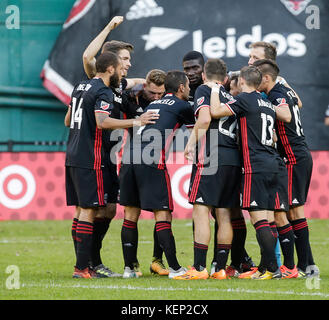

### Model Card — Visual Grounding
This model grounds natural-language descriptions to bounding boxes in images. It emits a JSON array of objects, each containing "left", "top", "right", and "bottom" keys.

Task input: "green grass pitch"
[{"left": 0, "top": 219, "right": 328, "bottom": 300}]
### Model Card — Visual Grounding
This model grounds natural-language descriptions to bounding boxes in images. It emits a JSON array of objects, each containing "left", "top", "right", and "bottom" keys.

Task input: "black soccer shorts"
[
  {"left": 119, "top": 164, "right": 173, "bottom": 212},
  {"left": 241, "top": 172, "right": 278, "bottom": 211},
  {"left": 274, "top": 160, "right": 289, "bottom": 212},
  {"left": 65, "top": 166, "right": 108, "bottom": 208},
  {"left": 287, "top": 152, "right": 313, "bottom": 207},
  {"left": 188, "top": 165, "right": 241, "bottom": 208},
  {"left": 103, "top": 158, "right": 119, "bottom": 204}
]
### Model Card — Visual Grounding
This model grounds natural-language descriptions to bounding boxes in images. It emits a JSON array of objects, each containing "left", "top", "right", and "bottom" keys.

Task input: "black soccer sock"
[
  {"left": 71, "top": 218, "right": 78, "bottom": 257},
  {"left": 307, "top": 243, "right": 315, "bottom": 265},
  {"left": 291, "top": 218, "right": 310, "bottom": 271},
  {"left": 230, "top": 218, "right": 247, "bottom": 268},
  {"left": 91, "top": 217, "right": 111, "bottom": 267},
  {"left": 155, "top": 221, "right": 180, "bottom": 270},
  {"left": 216, "top": 244, "right": 231, "bottom": 271},
  {"left": 75, "top": 221, "right": 94, "bottom": 270},
  {"left": 193, "top": 241, "right": 208, "bottom": 271},
  {"left": 277, "top": 223, "right": 295, "bottom": 270},
  {"left": 152, "top": 223, "right": 164, "bottom": 260},
  {"left": 121, "top": 219, "right": 138, "bottom": 269},
  {"left": 269, "top": 221, "right": 278, "bottom": 240},
  {"left": 253, "top": 219, "right": 278, "bottom": 272}
]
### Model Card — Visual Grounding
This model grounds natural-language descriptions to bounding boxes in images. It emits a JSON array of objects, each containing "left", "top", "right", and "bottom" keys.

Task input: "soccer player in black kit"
[
  {"left": 119, "top": 71, "right": 195, "bottom": 279},
  {"left": 174, "top": 58, "right": 241, "bottom": 280},
  {"left": 65, "top": 52, "right": 159, "bottom": 278},
  {"left": 207, "top": 65, "right": 292, "bottom": 279},
  {"left": 254, "top": 59, "right": 318, "bottom": 278}
]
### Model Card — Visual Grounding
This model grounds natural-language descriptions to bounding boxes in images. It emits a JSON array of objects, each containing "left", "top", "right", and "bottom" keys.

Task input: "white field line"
[
  {"left": 1, "top": 239, "right": 328, "bottom": 245},
  {"left": 21, "top": 282, "right": 329, "bottom": 298}
]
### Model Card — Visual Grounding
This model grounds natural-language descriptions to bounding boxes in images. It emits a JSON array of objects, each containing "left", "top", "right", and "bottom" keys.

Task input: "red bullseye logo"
[
  {"left": 171, "top": 165, "right": 193, "bottom": 209},
  {"left": 0, "top": 165, "right": 36, "bottom": 209}
]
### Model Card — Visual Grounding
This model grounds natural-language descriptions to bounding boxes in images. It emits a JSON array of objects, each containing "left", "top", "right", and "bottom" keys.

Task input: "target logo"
[
  {"left": 171, "top": 165, "right": 193, "bottom": 209},
  {"left": 0, "top": 165, "right": 36, "bottom": 209}
]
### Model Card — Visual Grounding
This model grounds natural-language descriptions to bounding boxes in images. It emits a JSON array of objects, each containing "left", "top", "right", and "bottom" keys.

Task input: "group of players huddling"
[{"left": 65, "top": 16, "right": 319, "bottom": 280}]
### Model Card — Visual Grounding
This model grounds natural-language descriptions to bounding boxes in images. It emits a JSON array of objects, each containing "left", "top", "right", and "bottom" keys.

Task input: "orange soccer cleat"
[{"left": 173, "top": 266, "right": 209, "bottom": 280}]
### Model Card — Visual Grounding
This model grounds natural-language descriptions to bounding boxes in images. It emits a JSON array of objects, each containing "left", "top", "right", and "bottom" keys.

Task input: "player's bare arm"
[
  {"left": 82, "top": 16, "right": 124, "bottom": 79},
  {"left": 275, "top": 104, "right": 291, "bottom": 123},
  {"left": 126, "top": 78, "right": 146, "bottom": 90},
  {"left": 205, "top": 82, "right": 233, "bottom": 119},
  {"left": 64, "top": 105, "right": 72, "bottom": 127},
  {"left": 184, "top": 107, "right": 211, "bottom": 161},
  {"left": 95, "top": 110, "right": 159, "bottom": 130}
]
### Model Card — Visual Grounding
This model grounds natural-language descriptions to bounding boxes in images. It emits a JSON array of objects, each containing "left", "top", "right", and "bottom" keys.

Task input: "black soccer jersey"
[
  {"left": 65, "top": 78, "right": 115, "bottom": 170},
  {"left": 126, "top": 93, "right": 195, "bottom": 168},
  {"left": 194, "top": 84, "right": 240, "bottom": 167},
  {"left": 267, "top": 83, "right": 309, "bottom": 164},
  {"left": 225, "top": 91, "right": 282, "bottom": 173}
]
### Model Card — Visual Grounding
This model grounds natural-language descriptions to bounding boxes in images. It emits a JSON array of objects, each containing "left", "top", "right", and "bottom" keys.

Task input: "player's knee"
[{"left": 274, "top": 211, "right": 289, "bottom": 227}]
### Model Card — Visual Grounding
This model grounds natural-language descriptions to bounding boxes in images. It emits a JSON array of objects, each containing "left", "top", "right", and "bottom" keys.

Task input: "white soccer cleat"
[
  {"left": 122, "top": 266, "right": 139, "bottom": 278},
  {"left": 168, "top": 267, "right": 188, "bottom": 279}
]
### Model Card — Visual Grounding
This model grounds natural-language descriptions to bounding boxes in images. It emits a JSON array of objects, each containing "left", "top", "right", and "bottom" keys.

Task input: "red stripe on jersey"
[
  {"left": 240, "top": 117, "right": 252, "bottom": 174},
  {"left": 189, "top": 135, "right": 206, "bottom": 202},
  {"left": 240, "top": 117, "right": 252, "bottom": 208},
  {"left": 276, "top": 120, "right": 296, "bottom": 165},
  {"left": 93, "top": 128, "right": 102, "bottom": 170}
]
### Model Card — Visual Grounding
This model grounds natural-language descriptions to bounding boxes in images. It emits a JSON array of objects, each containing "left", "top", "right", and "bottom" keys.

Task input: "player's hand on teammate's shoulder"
[
  {"left": 108, "top": 16, "right": 124, "bottom": 31},
  {"left": 137, "top": 110, "right": 160, "bottom": 126}
]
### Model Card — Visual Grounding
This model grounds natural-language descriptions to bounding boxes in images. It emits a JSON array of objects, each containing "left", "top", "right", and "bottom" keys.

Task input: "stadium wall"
[{"left": 0, "top": 151, "right": 328, "bottom": 221}]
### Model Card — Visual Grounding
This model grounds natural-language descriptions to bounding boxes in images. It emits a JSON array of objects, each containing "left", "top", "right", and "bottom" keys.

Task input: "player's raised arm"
[
  {"left": 126, "top": 78, "right": 146, "bottom": 90},
  {"left": 184, "top": 107, "right": 211, "bottom": 161},
  {"left": 277, "top": 76, "right": 302, "bottom": 108},
  {"left": 205, "top": 82, "right": 234, "bottom": 119},
  {"left": 82, "top": 16, "right": 124, "bottom": 79}
]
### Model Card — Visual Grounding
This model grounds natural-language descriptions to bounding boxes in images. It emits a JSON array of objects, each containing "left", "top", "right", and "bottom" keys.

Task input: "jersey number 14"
[{"left": 70, "top": 97, "right": 83, "bottom": 130}]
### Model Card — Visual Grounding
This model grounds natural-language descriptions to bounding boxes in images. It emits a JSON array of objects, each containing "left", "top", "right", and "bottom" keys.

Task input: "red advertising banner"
[{"left": 0, "top": 151, "right": 328, "bottom": 220}]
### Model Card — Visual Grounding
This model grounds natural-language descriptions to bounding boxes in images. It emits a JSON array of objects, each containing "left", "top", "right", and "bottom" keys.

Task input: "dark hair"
[
  {"left": 249, "top": 41, "right": 277, "bottom": 61},
  {"left": 165, "top": 70, "right": 188, "bottom": 93},
  {"left": 253, "top": 59, "right": 280, "bottom": 81},
  {"left": 95, "top": 52, "right": 120, "bottom": 73},
  {"left": 182, "top": 50, "right": 205, "bottom": 66},
  {"left": 204, "top": 58, "right": 227, "bottom": 82},
  {"left": 102, "top": 40, "right": 134, "bottom": 54},
  {"left": 239, "top": 65, "right": 262, "bottom": 88}
]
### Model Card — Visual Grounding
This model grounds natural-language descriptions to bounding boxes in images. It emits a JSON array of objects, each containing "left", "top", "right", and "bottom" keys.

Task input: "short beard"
[{"left": 110, "top": 73, "right": 120, "bottom": 88}]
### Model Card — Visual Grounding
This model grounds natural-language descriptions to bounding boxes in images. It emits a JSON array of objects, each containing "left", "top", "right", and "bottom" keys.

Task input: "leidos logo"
[{"left": 142, "top": 25, "right": 307, "bottom": 57}]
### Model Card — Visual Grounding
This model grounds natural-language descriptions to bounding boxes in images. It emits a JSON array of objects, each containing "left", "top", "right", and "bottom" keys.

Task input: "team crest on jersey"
[
  {"left": 197, "top": 97, "right": 205, "bottom": 106},
  {"left": 280, "top": 0, "right": 312, "bottom": 16},
  {"left": 276, "top": 98, "right": 287, "bottom": 105},
  {"left": 100, "top": 101, "right": 110, "bottom": 110}
]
